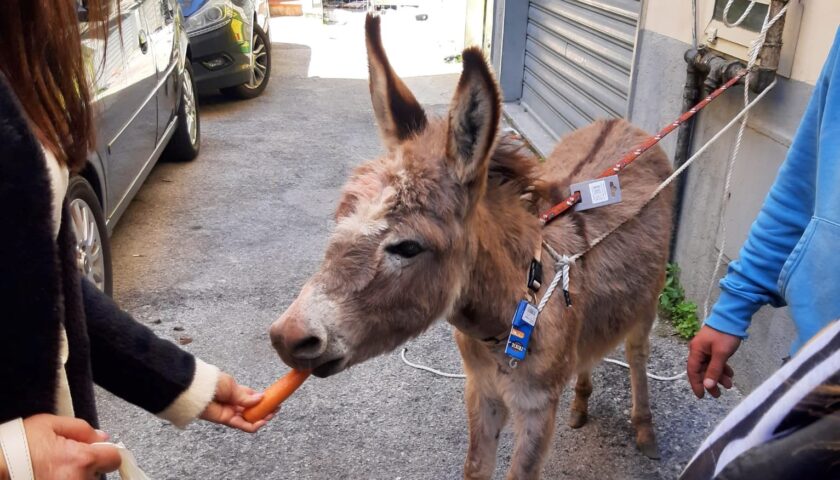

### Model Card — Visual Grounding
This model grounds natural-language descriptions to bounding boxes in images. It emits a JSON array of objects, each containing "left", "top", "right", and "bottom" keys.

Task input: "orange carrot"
[{"left": 243, "top": 369, "right": 311, "bottom": 423}]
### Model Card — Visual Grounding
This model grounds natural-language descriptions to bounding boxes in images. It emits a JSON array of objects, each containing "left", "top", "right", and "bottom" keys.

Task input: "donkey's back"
[
  {"left": 541, "top": 118, "right": 673, "bottom": 357},
  {"left": 535, "top": 118, "right": 674, "bottom": 458}
]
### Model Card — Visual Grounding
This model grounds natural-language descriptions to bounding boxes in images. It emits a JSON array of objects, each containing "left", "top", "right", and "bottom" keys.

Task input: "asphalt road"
[{"left": 99, "top": 40, "right": 742, "bottom": 479}]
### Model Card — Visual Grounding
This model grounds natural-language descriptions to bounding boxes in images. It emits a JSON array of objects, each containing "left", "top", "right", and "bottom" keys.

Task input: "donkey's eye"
[{"left": 386, "top": 240, "right": 425, "bottom": 258}]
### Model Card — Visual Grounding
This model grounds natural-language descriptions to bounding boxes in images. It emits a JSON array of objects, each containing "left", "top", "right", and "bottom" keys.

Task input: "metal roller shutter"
[{"left": 519, "top": 0, "right": 641, "bottom": 140}]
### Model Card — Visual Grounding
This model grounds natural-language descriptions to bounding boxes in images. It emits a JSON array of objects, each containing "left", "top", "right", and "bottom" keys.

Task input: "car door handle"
[{"left": 139, "top": 30, "right": 149, "bottom": 54}]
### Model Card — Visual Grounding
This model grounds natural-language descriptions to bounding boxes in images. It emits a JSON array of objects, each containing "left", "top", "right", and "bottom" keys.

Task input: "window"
[{"left": 700, "top": 0, "right": 803, "bottom": 77}]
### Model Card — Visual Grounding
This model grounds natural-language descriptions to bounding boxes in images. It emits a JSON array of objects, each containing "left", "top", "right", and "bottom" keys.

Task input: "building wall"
[{"left": 630, "top": 0, "right": 840, "bottom": 392}]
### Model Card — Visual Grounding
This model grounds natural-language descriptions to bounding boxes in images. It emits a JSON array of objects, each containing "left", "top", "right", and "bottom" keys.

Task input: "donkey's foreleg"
[
  {"left": 568, "top": 370, "right": 592, "bottom": 428},
  {"left": 505, "top": 392, "right": 559, "bottom": 480},
  {"left": 464, "top": 377, "right": 508, "bottom": 480},
  {"left": 625, "top": 320, "right": 659, "bottom": 459}
]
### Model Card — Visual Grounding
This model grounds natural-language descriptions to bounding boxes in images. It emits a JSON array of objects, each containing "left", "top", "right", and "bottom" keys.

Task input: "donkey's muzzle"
[
  {"left": 270, "top": 318, "right": 327, "bottom": 361},
  {"left": 270, "top": 318, "right": 346, "bottom": 377},
  {"left": 269, "top": 284, "right": 348, "bottom": 376}
]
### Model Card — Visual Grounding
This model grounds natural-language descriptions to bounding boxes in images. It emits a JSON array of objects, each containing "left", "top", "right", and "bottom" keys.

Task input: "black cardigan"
[{"left": 0, "top": 75, "right": 205, "bottom": 427}]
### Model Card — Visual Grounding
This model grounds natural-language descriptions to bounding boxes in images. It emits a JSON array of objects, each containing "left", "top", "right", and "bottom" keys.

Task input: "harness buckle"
[{"left": 527, "top": 259, "right": 543, "bottom": 292}]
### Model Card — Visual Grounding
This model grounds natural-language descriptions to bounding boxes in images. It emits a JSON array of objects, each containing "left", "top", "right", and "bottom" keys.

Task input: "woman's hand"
[
  {"left": 199, "top": 373, "right": 274, "bottom": 433},
  {"left": 15, "top": 414, "right": 122, "bottom": 480}
]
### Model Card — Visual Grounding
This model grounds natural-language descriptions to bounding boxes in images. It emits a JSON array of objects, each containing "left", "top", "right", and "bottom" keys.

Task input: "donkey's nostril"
[{"left": 290, "top": 335, "right": 325, "bottom": 360}]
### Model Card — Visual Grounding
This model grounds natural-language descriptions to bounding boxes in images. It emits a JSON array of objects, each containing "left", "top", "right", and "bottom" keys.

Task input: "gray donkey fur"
[{"left": 270, "top": 14, "right": 674, "bottom": 479}]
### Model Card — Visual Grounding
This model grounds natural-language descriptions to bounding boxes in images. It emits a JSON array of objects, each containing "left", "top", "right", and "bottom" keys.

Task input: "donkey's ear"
[
  {"left": 365, "top": 14, "right": 427, "bottom": 150},
  {"left": 446, "top": 47, "right": 501, "bottom": 185}
]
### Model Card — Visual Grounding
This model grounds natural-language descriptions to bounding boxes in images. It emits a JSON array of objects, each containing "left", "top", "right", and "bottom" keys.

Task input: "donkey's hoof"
[
  {"left": 568, "top": 410, "right": 588, "bottom": 429},
  {"left": 637, "top": 438, "right": 660, "bottom": 460}
]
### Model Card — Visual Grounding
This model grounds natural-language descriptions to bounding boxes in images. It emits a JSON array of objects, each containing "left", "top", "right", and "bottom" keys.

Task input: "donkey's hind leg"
[
  {"left": 625, "top": 317, "right": 659, "bottom": 459},
  {"left": 568, "top": 370, "right": 592, "bottom": 428}
]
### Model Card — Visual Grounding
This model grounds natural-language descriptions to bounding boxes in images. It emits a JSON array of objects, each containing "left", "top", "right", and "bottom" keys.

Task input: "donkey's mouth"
[{"left": 312, "top": 357, "right": 346, "bottom": 378}]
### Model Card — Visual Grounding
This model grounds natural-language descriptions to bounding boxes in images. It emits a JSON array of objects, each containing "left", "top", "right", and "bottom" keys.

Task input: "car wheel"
[
  {"left": 221, "top": 23, "right": 271, "bottom": 100},
  {"left": 67, "top": 176, "right": 113, "bottom": 296},
  {"left": 163, "top": 61, "right": 200, "bottom": 162}
]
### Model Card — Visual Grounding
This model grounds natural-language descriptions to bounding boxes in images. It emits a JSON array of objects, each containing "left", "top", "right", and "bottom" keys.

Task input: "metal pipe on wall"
[{"left": 669, "top": 0, "right": 788, "bottom": 261}]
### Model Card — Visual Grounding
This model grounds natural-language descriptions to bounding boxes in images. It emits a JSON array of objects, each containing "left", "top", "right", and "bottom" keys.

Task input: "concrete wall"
[{"left": 630, "top": 0, "right": 840, "bottom": 392}]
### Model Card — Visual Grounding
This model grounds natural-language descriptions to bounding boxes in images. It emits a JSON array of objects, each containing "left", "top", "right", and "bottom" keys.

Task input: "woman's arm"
[
  {"left": 82, "top": 280, "right": 219, "bottom": 428},
  {"left": 81, "top": 279, "right": 271, "bottom": 431},
  {"left": 82, "top": 279, "right": 220, "bottom": 427}
]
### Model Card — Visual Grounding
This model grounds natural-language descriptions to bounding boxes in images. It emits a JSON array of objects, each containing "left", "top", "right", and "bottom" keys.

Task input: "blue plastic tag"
[{"left": 504, "top": 300, "right": 539, "bottom": 361}]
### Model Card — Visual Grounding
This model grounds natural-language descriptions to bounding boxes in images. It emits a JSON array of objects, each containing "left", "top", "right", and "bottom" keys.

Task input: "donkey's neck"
[{"left": 449, "top": 183, "right": 543, "bottom": 340}]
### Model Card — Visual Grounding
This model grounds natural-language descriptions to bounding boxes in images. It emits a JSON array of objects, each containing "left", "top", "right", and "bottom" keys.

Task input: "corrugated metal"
[{"left": 520, "top": 0, "right": 641, "bottom": 139}]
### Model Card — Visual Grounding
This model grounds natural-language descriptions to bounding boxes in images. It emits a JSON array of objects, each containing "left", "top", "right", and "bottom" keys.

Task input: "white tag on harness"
[
  {"left": 571, "top": 175, "right": 622, "bottom": 212},
  {"left": 521, "top": 302, "right": 539, "bottom": 326}
]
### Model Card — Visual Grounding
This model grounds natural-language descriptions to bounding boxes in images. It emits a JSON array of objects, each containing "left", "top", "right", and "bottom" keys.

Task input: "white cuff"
[
  {"left": 0, "top": 418, "right": 34, "bottom": 480},
  {"left": 157, "top": 359, "right": 221, "bottom": 429}
]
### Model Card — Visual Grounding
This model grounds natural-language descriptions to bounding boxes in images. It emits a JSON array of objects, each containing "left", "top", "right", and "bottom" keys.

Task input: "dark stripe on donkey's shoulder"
[{"left": 568, "top": 119, "right": 619, "bottom": 181}]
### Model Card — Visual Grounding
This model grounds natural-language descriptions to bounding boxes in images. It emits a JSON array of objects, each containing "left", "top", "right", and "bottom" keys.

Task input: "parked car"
[
  {"left": 179, "top": 0, "right": 272, "bottom": 99},
  {"left": 73, "top": 0, "right": 200, "bottom": 295}
]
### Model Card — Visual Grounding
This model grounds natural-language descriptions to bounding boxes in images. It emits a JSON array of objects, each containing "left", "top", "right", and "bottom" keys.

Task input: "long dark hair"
[{"left": 0, "top": 0, "right": 111, "bottom": 171}]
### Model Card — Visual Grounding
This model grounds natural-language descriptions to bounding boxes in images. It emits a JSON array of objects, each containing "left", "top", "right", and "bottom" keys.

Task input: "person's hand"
[
  {"left": 199, "top": 372, "right": 274, "bottom": 433},
  {"left": 15, "top": 414, "right": 122, "bottom": 480},
  {"left": 687, "top": 325, "right": 742, "bottom": 398}
]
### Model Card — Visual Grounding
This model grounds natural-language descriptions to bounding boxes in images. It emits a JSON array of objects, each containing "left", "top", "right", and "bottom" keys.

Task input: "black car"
[
  {"left": 180, "top": 0, "right": 272, "bottom": 99},
  {"left": 73, "top": 0, "right": 200, "bottom": 294}
]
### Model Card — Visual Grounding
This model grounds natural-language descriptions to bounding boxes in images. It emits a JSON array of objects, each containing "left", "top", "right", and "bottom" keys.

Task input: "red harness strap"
[{"left": 539, "top": 69, "right": 748, "bottom": 226}]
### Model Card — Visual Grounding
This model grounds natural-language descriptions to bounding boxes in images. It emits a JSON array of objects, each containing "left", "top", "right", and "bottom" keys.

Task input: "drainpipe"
[
  {"left": 750, "top": 0, "right": 789, "bottom": 93},
  {"left": 669, "top": 0, "right": 788, "bottom": 260},
  {"left": 669, "top": 48, "right": 744, "bottom": 259},
  {"left": 668, "top": 53, "right": 703, "bottom": 259}
]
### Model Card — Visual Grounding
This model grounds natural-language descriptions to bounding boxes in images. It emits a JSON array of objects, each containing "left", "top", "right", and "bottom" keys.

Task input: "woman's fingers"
[
  {"left": 48, "top": 416, "right": 103, "bottom": 444},
  {"left": 86, "top": 443, "right": 122, "bottom": 475},
  {"left": 213, "top": 372, "right": 263, "bottom": 407},
  {"left": 225, "top": 415, "right": 265, "bottom": 433}
]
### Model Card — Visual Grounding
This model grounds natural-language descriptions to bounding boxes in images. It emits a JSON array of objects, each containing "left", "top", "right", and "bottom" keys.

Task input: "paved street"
[{"left": 98, "top": 15, "right": 742, "bottom": 480}]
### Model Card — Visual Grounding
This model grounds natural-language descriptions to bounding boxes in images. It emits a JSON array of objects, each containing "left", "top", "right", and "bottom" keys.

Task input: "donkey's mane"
[{"left": 486, "top": 133, "right": 544, "bottom": 205}]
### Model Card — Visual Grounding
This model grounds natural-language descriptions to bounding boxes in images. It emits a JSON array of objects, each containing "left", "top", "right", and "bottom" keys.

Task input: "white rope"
[
  {"left": 722, "top": 0, "right": 758, "bottom": 28},
  {"left": 602, "top": 358, "right": 687, "bottom": 382},
  {"left": 703, "top": 3, "right": 788, "bottom": 320},
  {"left": 537, "top": 266, "right": 564, "bottom": 313},
  {"left": 542, "top": 239, "right": 562, "bottom": 261},
  {"left": 561, "top": 261, "right": 570, "bottom": 298},
  {"left": 400, "top": 348, "right": 466, "bottom": 378},
  {"left": 535, "top": 255, "right": 571, "bottom": 314},
  {"left": 400, "top": 347, "right": 685, "bottom": 382}
]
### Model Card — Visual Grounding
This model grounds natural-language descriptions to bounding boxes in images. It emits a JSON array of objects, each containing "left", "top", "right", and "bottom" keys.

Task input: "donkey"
[{"left": 270, "top": 14, "right": 674, "bottom": 479}]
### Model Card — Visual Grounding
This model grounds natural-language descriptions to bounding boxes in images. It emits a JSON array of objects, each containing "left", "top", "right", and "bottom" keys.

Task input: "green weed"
[{"left": 659, "top": 263, "right": 701, "bottom": 340}]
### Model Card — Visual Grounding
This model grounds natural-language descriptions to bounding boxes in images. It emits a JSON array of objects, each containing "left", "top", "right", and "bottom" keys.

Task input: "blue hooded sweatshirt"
[{"left": 705, "top": 28, "right": 840, "bottom": 355}]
